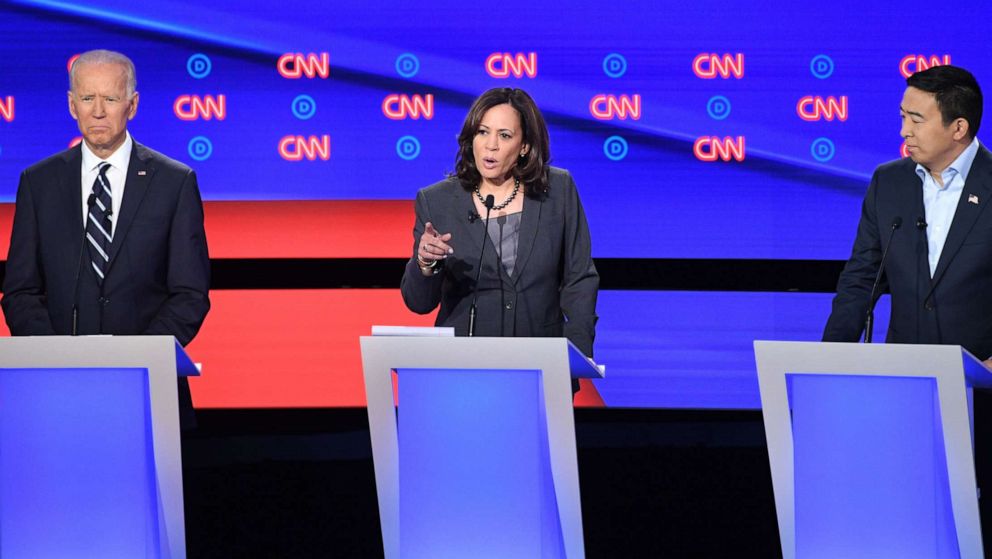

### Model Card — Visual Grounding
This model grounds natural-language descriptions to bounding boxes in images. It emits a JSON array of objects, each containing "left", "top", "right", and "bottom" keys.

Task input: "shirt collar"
[
  {"left": 80, "top": 131, "right": 133, "bottom": 173},
  {"left": 915, "top": 137, "right": 981, "bottom": 184}
]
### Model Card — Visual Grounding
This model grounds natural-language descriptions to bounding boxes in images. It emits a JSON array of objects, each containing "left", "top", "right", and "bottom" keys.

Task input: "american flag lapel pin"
[{"left": 969, "top": 194, "right": 979, "bottom": 205}]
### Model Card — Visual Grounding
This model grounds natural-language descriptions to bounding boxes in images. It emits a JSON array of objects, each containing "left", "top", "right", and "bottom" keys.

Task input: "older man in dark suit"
[{"left": 1, "top": 50, "right": 210, "bottom": 424}]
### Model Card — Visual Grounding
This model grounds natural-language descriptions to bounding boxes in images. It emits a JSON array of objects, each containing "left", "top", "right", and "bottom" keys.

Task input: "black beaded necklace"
[{"left": 474, "top": 178, "right": 520, "bottom": 211}]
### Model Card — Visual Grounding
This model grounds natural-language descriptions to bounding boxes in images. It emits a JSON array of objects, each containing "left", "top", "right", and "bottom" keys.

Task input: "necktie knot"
[{"left": 94, "top": 163, "right": 112, "bottom": 197}]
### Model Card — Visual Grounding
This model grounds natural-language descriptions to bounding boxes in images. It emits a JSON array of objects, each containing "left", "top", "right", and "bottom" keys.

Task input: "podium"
[
  {"left": 360, "top": 336, "right": 603, "bottom": 559},
  {"left": 0, "top": 336, "right": 198, "bottom": 559},
  {"left": 754, "top": 341, "right": 992, "bottom": 559}
]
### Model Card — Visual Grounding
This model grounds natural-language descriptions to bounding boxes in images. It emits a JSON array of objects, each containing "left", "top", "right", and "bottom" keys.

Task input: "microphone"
[
  {"left": 916, "top": 217, "right": 927, "bottom": 230},
  {"left": 72, "top": 193, "right": 97, "bottom": 335},
  {"left": 864, "top": 216, "right": 902, "bottom": 343},
  {"left": 468, "top": 194, "right": 495, "bottom": 337}
]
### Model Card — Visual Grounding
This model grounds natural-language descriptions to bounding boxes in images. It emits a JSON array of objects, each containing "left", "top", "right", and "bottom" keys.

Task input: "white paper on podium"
[{"left": 371, "top": 325, "right": 455, "bottom": 337}]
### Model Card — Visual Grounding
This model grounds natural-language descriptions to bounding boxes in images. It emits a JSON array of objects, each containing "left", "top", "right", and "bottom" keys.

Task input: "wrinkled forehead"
[{"left": 70, "top": 62, "right": 129, "bottom": 93}]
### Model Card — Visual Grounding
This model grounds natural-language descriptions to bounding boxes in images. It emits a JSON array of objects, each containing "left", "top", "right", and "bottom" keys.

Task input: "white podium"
[
  {"left": 360, "top": 336, "right": 603, "bottom": 559},
  {"left": 754, "top": 341, "right": 992, "bottom": 559},
  {"left": 0, "top": 336, "right": 198, "bottom": 559}
]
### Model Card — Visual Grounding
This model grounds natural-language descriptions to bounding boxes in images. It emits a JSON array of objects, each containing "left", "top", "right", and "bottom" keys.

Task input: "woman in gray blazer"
[{"left": 401, "top": 88, "right": 599, "bottom": 361}]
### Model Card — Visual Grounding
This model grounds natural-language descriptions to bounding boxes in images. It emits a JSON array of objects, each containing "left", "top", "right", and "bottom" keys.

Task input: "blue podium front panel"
[
  {"left": 396, "top": 368, "right": 564, "bottom": 559},
  {"left": 0, "top": 367, "right": 159, "bottom": 558},
  {"left": 789, "top": 374, "right": 956, "bottom": 559}
]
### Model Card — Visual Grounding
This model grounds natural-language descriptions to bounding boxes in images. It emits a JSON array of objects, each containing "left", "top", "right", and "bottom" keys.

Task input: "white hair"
[{"left": 69, "top": 49, "right": 137, "bottom": 96}]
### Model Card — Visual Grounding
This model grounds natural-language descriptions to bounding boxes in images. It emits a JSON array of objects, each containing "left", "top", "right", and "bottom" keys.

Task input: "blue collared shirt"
[{"left": 917, "top": 137, "right": 981, "bottom": 276}]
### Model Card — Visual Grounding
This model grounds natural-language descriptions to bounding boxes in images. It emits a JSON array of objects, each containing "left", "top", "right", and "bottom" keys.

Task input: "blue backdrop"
[{"left": 3, "top": 0, "right": 989, "bottom": 259}]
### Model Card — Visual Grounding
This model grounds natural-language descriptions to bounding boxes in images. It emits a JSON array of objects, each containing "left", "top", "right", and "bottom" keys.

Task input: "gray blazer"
[{"left": 401, "top": 167, "right": 599, "bottom": 356}]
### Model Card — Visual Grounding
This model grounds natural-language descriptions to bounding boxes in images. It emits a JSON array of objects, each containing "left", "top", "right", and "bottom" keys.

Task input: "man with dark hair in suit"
[
  {"left": 824, "top": 64, "right": 988, "bottom": 357},
  {"left": 824, "top": 63, "right": 992, "bottom": 538},
  {"left": 1, "top": 49, "right": 210, "bottom": 425}
]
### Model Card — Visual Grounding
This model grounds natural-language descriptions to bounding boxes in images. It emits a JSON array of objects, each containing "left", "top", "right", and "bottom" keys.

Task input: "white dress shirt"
[{"left": 80, "top": 132, "right": 132, "bottom": 238}]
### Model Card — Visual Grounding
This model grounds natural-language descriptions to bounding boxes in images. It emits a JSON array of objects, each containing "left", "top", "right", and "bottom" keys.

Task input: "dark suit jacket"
[
  {"left": 2, "top": 141, "right": 210, "bottom": 424},
  {"left": 824, "top": 145, "right": 992, "bottom": 359},
  {"left": 401, "top": 167, "right": 599, "bottom": 357}
]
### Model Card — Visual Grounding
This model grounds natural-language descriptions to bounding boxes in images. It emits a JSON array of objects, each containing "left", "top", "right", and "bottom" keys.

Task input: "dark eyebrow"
[{"left": 900, "top": 105, "right": 924, "bottom": 119}]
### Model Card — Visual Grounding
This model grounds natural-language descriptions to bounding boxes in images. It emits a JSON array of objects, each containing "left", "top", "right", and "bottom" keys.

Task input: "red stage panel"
[
  {"left": 185, "top": 289, "right": 434, "bottom": 407},
  {"left": 0, "top": 204, "right": 10, "bottom": 259},
  {"left": 185, "top": 289, "right": 602, "bottom": 408},
  {"left": 204, "top": 200, "right": 414, "bottom": 258},
  {"left": 0, "top": 200, "right": 416, "bottom": 260}
]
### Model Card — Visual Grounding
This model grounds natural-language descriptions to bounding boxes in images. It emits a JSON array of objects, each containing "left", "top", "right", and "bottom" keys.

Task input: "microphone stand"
[
  {"left": 864, "top": 216, "right": 902, "bottom": 343},
  {"left": 468, "top": 194, "right": 495, "bottom": 337},
  {"left": 72, "top": 194, "right": 97, "bottom": 335}
]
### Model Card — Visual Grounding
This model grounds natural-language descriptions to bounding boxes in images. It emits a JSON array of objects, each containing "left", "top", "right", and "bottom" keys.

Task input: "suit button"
[
  {"left": 98, "top": 297, "right": 110, "bottom": 306},
  {"left": 505, "top": 302, "right": 513, "bottom": 310},
  {"left": 924, "top": 301, "right": 934, "bottom": 311}
]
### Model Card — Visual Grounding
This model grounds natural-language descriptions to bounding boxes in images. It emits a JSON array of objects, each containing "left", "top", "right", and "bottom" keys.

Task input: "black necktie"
[{"left": 86, "top": 162, "right": 113, "bottom": 284}]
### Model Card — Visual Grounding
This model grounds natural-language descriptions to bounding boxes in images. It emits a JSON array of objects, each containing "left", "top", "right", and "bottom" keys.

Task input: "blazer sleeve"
[
  {"left": 559, "top": 173, "right": 599, "bottom": 357},
  {"left": 400, "top": 188, "right": 444, "bottom": 314},
  {"left": 141, "top": 169, "right": 211, "bottom": 346},
  {"left": 823, "top": 168, "right": 883, "bottom": 342},
  {"left": 1, "top": 171, "right": 57, "bottom": 335}
]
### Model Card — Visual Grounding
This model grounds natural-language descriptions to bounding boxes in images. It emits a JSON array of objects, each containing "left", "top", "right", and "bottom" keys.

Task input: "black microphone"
[
  {"left": 468, "top": 194, "right": 495, "bottom": 337},
  {"left": 71, "top": 194, "right": 97, "bottom": 335},
  {"left": 916, "top": 217, "right": 927, "bottom": 230},
  {"left": 864, "top": 216, "right": 902, "bottom": 343}
]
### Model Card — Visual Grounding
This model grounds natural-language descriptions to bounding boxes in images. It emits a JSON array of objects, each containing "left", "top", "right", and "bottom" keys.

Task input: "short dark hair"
[
  {"left": 452, "top": 88, "right": 551, "bottom": 197},
  {"left": 906, "top": 65, "right": 983, "bottom": 138}
]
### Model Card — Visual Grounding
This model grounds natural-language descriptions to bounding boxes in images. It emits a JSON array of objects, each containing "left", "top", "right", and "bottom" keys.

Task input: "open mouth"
[{"left": 482, "top": 157, "right": 498, "bottom": 169}]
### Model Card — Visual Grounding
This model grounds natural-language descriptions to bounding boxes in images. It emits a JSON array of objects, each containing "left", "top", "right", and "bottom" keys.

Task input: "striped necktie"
[{"left": 86, "top": 162, "right": 113, "bottom": 285}]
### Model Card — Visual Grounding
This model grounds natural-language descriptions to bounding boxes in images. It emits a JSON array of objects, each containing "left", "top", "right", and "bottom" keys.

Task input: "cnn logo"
[
  {"left": 899, "top": 55, "right": 951, "bottom": 78},
  {"left": 693, "top": 136, "right": 745, "bottom": 162},
  {"left": 382, "top": 94, "right": 434, "bottom": 120},
  {"left": 797, "top": 96, "right": 848, "bottom": 121},
  {"left": 278, "top": 53, "right": 330, "bottom": 79},
  {"left": 486, "top": 52, "right": 537, "bottom": 78},
  {"left": 692, "top": 53, "right": 744, "bottom": 79},
  {"left": 279, "top": 135, "right": 331, "bottom": 161},
  {"left": 589, "top": 94, "right": 641, "bottom": 120},
  {"left": 0, "top": 96, "right": 13, "bottom": 122},
  {"left": 174, "top": 95, "right": 226, "bottom": 121}
]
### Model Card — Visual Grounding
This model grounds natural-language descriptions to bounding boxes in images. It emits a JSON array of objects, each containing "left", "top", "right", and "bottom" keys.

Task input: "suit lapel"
[
  {"left": 106, "top": 142, "right": 155, "bottom": 270},
  {"left": 511, "top": 193, "right": 542, "bottom": 286},
  {"left": 65, "top": 146, "right": 84, "bottom": 240},
  {"left": 928, "top": 146, "right": 992, "bottom": 293}
]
